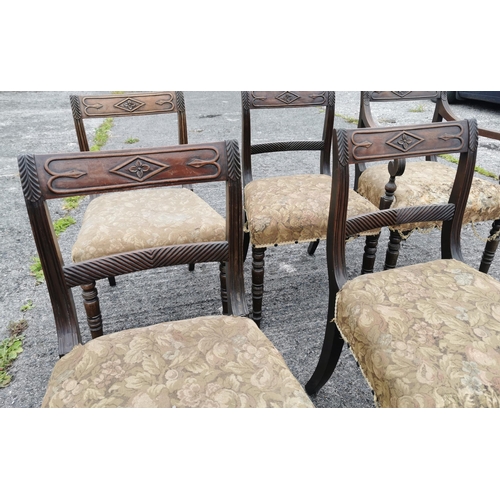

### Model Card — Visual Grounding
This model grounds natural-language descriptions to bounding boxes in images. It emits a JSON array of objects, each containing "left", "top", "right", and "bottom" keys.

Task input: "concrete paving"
[{"left": 1, "top": 91, "right": 500, "bottom": 407}]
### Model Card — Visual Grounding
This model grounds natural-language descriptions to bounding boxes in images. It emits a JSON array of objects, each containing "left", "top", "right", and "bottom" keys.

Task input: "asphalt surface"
[{"left": 1, "top": 91, "right": 500, "bottom": 408}]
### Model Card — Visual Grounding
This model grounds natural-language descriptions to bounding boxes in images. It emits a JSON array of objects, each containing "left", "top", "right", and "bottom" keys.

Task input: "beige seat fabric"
[
  {"left": 245, "top": 174, "right": 380, "bottom": 248},
  {"left": 358, "top": 161, "right": 500, "bottom": 232},
  {"left": 335, "top": 259, "right": 500, "bottom": 408},
  {"left": 72, "top": 188, "right": 226, "bottom": 262},
  {"left": 41, "top": 315, "right": 314, "bottom": 408}
]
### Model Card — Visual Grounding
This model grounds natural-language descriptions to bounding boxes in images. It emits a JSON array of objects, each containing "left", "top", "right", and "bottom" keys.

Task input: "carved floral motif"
[{"left": 114, "top": 98, "right": 146, "bottom": 113}]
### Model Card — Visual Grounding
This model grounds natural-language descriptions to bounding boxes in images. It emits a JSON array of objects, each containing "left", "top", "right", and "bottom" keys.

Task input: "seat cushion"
[
  {"left": 358, "top": 161, "right": 500, "bottom": 232},
  {"left": 244, "top": 174, "right": 379, "bottom": 248},
  {"left": 72, "top": 188, "right": 226, "bottom": 262},
  {"left": 335, "top": 259, "right": 500, "bottom": 408},
  {"left": 41, "top": 315, "right": 314, "bottom": 408}
]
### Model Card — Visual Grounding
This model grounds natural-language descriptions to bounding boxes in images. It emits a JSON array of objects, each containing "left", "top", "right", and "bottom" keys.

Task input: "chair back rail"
[{"left": 23, "top": 143, "right": 232, "bottom": 200}]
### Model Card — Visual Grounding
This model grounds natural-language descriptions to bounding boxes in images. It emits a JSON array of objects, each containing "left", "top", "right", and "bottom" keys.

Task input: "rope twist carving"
[
  {"left": 251, "top": 140, "right": 324, "bottom": 155},
  {"left": 346, "top": 204, "right": 455, "bottom": 237},
  {"left": 64, "top": 243, "right": 229, "bottom": 287}
]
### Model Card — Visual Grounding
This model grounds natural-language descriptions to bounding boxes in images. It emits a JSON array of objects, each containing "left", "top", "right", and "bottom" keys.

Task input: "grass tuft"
[
  {"left": 409, "top": 104, "right": 425, "bottom": 113},
  {"left": 30, "top": 256, "right": 44, "bottom": 284},
  {"left": 20, "top": 300, "right": 34, "bottom": 312},
  {"left": 0, "top": 321, "right": 27, "bottom": 387},
  {"left": 440, "top": 154, "right": 498, "bottom": 180},
  {"left": 62, "top": 196, "right": 83, "bottom": 211},
  {"left": 53, "top": 216, "right": 76, "bottom": 237},
  {"left": 335, "top": 113, "right": 358, "bottom": 125},
  {"left": 90, "top": 118, "right": 114, "bottom": 152}
]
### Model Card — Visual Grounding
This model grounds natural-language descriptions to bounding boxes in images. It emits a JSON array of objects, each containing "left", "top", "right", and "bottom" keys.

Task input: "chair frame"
[
  {"left": 241, "top": 91, "right": 335, "bottom": 325},
  {"left": 18, "top": 140, "right": 247, "bottom": 357},
  {"left": 355, "top": 91, "right": 500, "bottom": 273},
  {"left": 306, "top": 118, "right": 479, "bottom": 396}
]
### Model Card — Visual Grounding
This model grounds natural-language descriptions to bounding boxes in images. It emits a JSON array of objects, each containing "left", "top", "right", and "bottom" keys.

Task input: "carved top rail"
[
  {"left": 70, "top": 92, "right": 184, "bottom": 119},
  {"left": 242, "top": 91, "right": 334, "bottom": 110},
  {"left": 341, "top": 120, "right": 473, "bottom": 164},
  {"left": 366, "top": 91, "right": 441, "bottom": 102},
  {"left": 19, "top": 141, "right": 239, "bottom": 201}
]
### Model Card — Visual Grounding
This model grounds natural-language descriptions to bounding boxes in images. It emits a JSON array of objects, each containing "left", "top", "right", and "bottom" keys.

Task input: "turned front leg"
[
  {"left": 81, "top": 281, "right": 103, "bottom": 339},
  {"left": 361, "top": 233, "right": 380, "bottom": 274},
  {"left": 219, "top": 261, "right": 228, "bottom": 315},
  {"left": 384, "top": 230, "right": 403, "bottom": 270},
  {"left": 479, "top": 218, "right": 500, "bottom": 274},
  {"left": 252, "top": 246, "right": 266, "bottom": 327}
]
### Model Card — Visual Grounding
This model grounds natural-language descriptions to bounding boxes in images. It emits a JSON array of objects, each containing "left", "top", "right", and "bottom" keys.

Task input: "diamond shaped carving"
[
  {"left": 110, "top": 156, "right": 170, "bottom": 182},
  {"left": 387, "top": 131, "right": 424, "bottom": 153},
  {"left": 391, "top": 91, "right": 411, "bottom": 98},
  {"left": 114, "top": 98, "right": 146, "bottom": 113},
  {"left": 276, "top": 91, "right": 300, "bottom": 105}
]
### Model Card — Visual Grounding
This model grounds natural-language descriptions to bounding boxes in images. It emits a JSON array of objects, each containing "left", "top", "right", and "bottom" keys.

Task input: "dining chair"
[
  {"left": 19, "top": 140, "right": 314, "bottom": 407},
  {"left": 241, "top": 91, "right": 380, "bottom": 326},
  {"left": 307, "top": 118, "right": 500, "bottom": 407},
  {"left": 355, "top": 91, "right": 500, "bottom": 273},
  {"left": 70, "top": 91, "right": 195, "bottom": 284}
]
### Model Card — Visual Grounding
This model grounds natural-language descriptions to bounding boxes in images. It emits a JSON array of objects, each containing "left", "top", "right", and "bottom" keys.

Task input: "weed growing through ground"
[
  {"left": 0, "top": 320, "right": 28, "bottom": 387},
  {"left": 125, "top": 138, "right": 140, "bottom": 144},
  {"left": 90, "top": 118, "right": 114, "bottom": 152},
  {"left": 53, "top": 216, "right": 76, "bottom": 237},
  {"left": 335, "top": 113, "right": 358, "bottom": 125},
  {"left": 409, "top": 104, "right": 425, "bottom": 112},
  {"left": 20, "top": 300, "right": 34, "bottom": 312},
  {"left": 62, "top": 196, "right": 83, "bottom": 210},
  {"left": 30, "top": 256, "right": 44, "bottom": 284},
  {"left": 440, "top": 154, "right": 498, "bottom": 180}
]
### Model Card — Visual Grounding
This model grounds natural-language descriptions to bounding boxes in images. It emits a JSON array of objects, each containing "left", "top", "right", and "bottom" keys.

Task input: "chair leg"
[
  {"left": 305, "top": 320, "right": 345, "bottom": 396},
  {"left": 219, "top": 261, "right": 228, "bottom": 314},
  {"left": 188, "top": 264, "right": 195, "bottom": 271},
  {"left": 479, "top": 218, "right": 500, "bottom": 274},
  {"left": 81, "top": 281, "right": 103, "bottom": 339},
  {"left": 384, "top": 229, "right": 406, "bottom": 270},
  {"left": 361, "top": 233, "right": 380, "bottom": 274},
  {"left": 251, "top": 246, "right": 266, "bottom": 327},
  {"left": 243, "top": 230, "right": 250, "bottom": 262},
  {"left": 307, "top": 239, "right": 320, "bottom": 256},
  {"left": 108, "top": 276, "right": 116, "bottom": 286}
]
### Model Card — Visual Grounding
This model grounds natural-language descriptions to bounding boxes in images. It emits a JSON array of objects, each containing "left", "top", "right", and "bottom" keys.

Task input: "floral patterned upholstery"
[
  {"left": 244, "top": 174, "right": 380, "bottom": 248},
  {"left": 335, "top": 259, "right": 500, "bottom": 408},
  {"left": 72, "top": 188, "right": 226, "bottom": 262},
  {"left": 358, "top": 161, "right": 500, "bottom": 232},
  {"left": 41, "top": 315, "right": 314, "bottom": 408}
]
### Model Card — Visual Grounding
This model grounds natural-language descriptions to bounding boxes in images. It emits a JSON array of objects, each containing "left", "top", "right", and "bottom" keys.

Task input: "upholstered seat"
[
  {"left": 42, "top": 315, "right": 314, "bottom": 408},
  {"left": 245, "top": 174, "right": 380, "bottom": 248},
  {"left": 358, "top": 161, "right": 500, "bottom": 233},
  {"left": 72, "top": 188, "right": 226, "bottom": 262},
  {"left": 335, "top": 259, "right": 500, "bottom": 408}
]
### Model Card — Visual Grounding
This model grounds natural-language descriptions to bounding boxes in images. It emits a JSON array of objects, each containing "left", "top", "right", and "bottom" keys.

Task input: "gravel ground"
[{"left": 1, "top": 91, "right": 500, "bottom": 408}]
